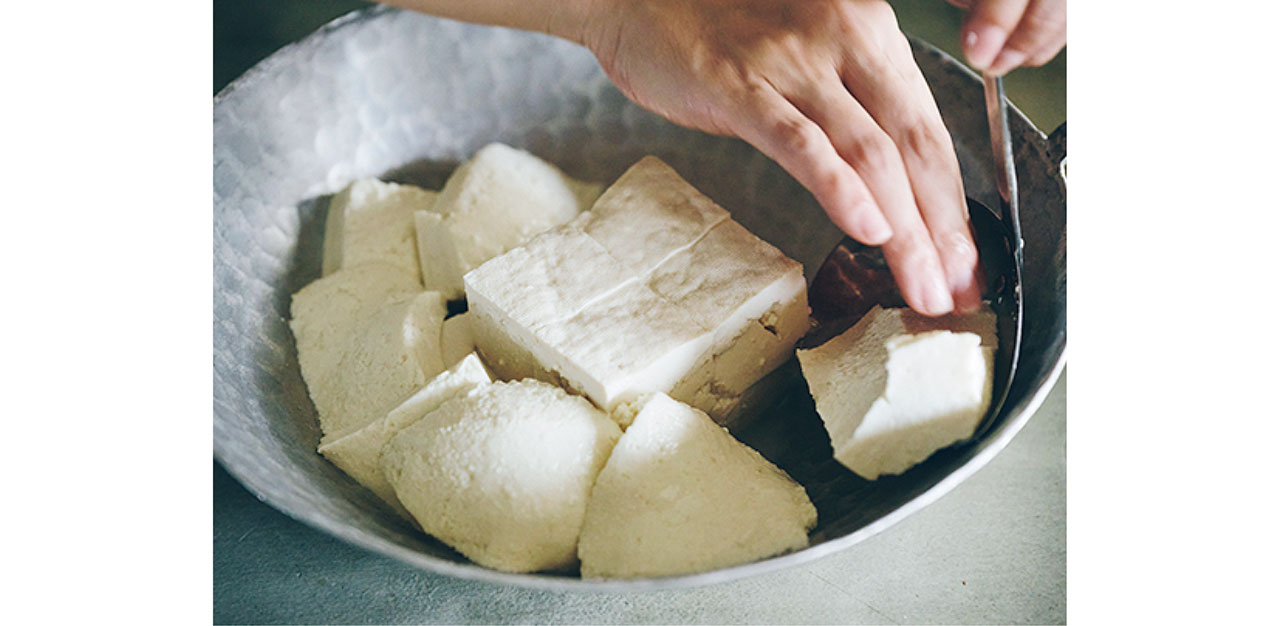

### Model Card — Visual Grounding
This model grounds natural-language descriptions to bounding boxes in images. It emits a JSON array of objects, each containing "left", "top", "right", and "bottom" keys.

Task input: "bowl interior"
[{"left": 213, "top": 6, "right": 1066, "bottom": 590}]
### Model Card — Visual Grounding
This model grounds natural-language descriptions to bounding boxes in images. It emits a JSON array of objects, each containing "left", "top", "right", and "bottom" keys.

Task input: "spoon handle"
[{"left": 982, "top": 73, "right": 1023, "bottom": 267}]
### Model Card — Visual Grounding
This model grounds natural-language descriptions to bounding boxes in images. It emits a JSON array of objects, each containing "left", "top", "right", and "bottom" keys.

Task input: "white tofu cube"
[
  {"left": 577, "top": 393, "right": 816, "bottom": 579},
  {"left": 317, "top": 353, "right": 491, "bottom": 518},
  {"left": 289, "top": 263, "right": 448, "bottom": 438},
  {"left": 380, "top": 380, "right": 622, "bottom": 573},
  {"left": 796, "top": 305, "right": 997, "bottom": 479},
  {"left": 464, "top": 157, "right": 809, "bottom": 425},
  {"left": 416, "top": 143, "right": 602, "bottom": 299},
  {"left": 323, "top": 178, "right": 436, "bottom": 282}
]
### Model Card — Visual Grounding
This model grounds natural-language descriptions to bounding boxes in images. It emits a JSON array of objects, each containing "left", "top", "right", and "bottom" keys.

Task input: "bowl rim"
[{"left": 213, "top": 4, "right": 1067, "bottom": 591}]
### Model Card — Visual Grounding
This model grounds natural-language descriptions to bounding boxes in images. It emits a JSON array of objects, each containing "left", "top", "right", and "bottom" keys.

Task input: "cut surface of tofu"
[
  {"left": 417, "top": 143, "right": 602, "bottom": 299},
  {"left": 647, "top": 219, "right": 809, "bottom": 401},
  {"left": 464, "top": 156, "right": 809, "bottom": 425},
  {"left": 380, "top": 380, "right": 622, "bottom": 573},
  {"left": 317, "top": 353, "right": 491, "bottom": 518},
  {"left": 530, "top": 280, "right": 714, "bottom": 408},
  {"left": 323, "top": 178, "right": 436, "bottom": 282},
  {"left": 438, "top": 312, "right": 475, "bottom": 369},
  {"left": 577, "top": 393, "right": 816, "bottom": 579},
  {"left": 796, "top": 305, "right": 997, "bottom": 480},
  {"left": 289, "top": 263, "right": 448, "bottom": 438}
]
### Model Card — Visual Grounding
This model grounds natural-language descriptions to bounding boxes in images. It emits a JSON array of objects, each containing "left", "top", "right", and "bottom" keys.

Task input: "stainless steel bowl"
[{"left": 213, "top": 5, "right": 1066, "bottom": 591}]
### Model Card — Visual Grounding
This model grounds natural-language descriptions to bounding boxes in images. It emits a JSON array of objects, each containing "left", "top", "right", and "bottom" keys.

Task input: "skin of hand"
[
  {"left": 947, "top": 0, "right": 1067, "bottom": 75},
  {"left": 385, "top": 0, "right": 985, "bottom": 316}
]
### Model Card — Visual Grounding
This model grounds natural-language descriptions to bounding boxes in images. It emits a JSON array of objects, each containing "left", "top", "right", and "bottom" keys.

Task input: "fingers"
[
  {"left": 961, "top": 0, "right": 1065, "bottom": 75},
  {"left": 726, "top": 82, "right": 895, "bottom": 247},
  {"left": 988, "top": 0, "right": 1066, "bottom": 74},
  {"left": 834, "top": 42, "right": 985, "bottom": 314},
  {"left": 725, "top": 80, "right": 953, "bottom": 315},
  {"left": 784, "top": 74, "right": 959, "bottom": 316}
]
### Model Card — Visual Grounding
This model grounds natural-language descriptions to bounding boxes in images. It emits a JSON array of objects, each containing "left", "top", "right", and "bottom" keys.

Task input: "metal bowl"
[{"left": 213, "top": 6, "right": 1066, "bottom": 591}]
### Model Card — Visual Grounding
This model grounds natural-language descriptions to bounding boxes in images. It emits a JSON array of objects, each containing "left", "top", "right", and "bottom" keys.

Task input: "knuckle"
[
  {"left": 898, "top": 118, "right": 950, "bottom": 160},
  {"left": 845, "top": 134, "right": 898, "bottom": 175},
  {"left": 771, "top": 115, "right": 823, "bottom": 155},
  {"left": 811, "top": 166, "right": 848, "bottom": 203}
]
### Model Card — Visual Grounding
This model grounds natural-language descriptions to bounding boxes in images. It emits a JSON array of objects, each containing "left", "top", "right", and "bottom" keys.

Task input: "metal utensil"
[{"left": 804, "top": 74, "right": 1025, "bottom": 434}]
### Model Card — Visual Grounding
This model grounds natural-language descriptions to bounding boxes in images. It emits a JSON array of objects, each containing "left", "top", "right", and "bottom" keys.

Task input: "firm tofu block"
[
  {"left": 289, "top": 263, "right": 448, "bottom": 438},
  {"left": 577, "top": 393, "right": 816, "bottom": 578},
  {"left": 464, "top": 225, "right": 634, "bottom": 331},
  {"left": 463, "top": 224, "right": 640, "bottom": 386},
  {"left": 647, "top": 219, "right": 809, "bottom": 401},
  {"left": 580, "top": 156, "right": 729, "bottom": 276},
  {"left": 317, "top": 353, "right": 491, "bottom": 518},
  {"left": 464, "top": 156, "right": 809, "bottom": 424},
  {"left": 796, "top": 305, "right": 997, "bottom": 479},
  {"left": 530, "top": 280, "right": 714, "bottom": 411},
  {"left": 417, "top": 143, "right": 602, "bottom": 299},
  {"left": 323, "top": 178, "right": 436, "bottom": 282},
  {"left": 380, "top": 380, "right": 622, "bottom": 573}
]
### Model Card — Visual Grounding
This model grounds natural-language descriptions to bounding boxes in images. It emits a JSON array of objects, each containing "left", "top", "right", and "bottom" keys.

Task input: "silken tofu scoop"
[{"left": 803, "top": 74, "right": 1024, "bottom": 435}]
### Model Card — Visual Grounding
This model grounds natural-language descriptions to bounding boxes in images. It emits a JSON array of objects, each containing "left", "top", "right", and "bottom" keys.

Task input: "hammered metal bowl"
[{"left": 213, "top": 6, "right": 1066, "bottom": 591}]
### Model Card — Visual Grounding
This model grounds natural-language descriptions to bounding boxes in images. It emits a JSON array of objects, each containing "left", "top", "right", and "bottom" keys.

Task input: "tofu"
[
  {"left": 323, "top": 178, "right": 436, "bottom": 282},
  {"left": 647, "top": 219, "right": 809, "bottom": 404},
  {"left": 416, "top": 143, "right": 602, "bottom": 299},
  {"left": 464, "top": 225, "right": 634, "bottom": 333},
  {"left": 289, "top": 263, "right": 448, "bottom": 438},
  {"left": 380, "top": 380, "right": 622, "bottom": 573},
  {"left": 317, "top": 353, "right": 491, "bottom": 518},
  {"left": 577, "top": 393, "right": 816, "bottom": 579},
  {"left": 580, "top": 156, "right": 729, "bottom": 276},
  {"left": 529, "top": 280, "right": 715, "bottom": 410},
  {"left": 464, "top": 157, "right": 809, "bottom": 425},
  {"left": 796, "top": 305, "right": 997, "bottom": 480},
  {"left": 438, "top": 312, "right": 475, "bottom": 369}
]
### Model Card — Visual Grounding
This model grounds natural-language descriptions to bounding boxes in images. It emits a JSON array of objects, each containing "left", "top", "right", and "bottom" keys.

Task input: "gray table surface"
[{"left": 213, "top": 370, "right": 1065, "bottom": 625}]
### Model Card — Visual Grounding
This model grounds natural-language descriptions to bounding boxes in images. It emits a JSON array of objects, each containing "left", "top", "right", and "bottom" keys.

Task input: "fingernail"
[
  {"left": 987, "top": 49, "right": 1027, "bottom": 77},
  {"left": 962, "top": 23, "right": 1007, "bottom": 70},
  {"left": 858, "top": 206, "right": 893, "bottom": 245}
]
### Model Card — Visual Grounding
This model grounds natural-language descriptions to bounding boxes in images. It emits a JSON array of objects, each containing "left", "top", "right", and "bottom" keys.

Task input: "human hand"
[
  {"left": 948, "top": 0, "right": 1066, "bottom": 76},
  {"left": 571, "top": 0, "right": 982, "bottom": 316}
]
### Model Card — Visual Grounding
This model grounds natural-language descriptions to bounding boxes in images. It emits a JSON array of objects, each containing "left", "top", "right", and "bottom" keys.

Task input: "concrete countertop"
[{"left": 213, "top": 371, "right": 1065, "bottom": 624}]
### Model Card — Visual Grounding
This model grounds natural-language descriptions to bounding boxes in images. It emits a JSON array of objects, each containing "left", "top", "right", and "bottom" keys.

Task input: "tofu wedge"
[
  {"left": 416, "top": 143, "right": 602, "bottom": 299},
  {"left": 577, "top": 393, "right": 816, "bottom": 578},
  {"left": 317, "top": 353, "right": 491, "bottom": 518},
  {"left": 289, "top": 262, "right": 448, "bottom": 438},
  {"left": 796, "top": 305, "right": 997, "bottom": 479},
  {"left": 323, "top": 178, "right": 437, "bottom": 282},
  {"left": 380, "top": 380, "right": 621, "bottom": 573}
]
